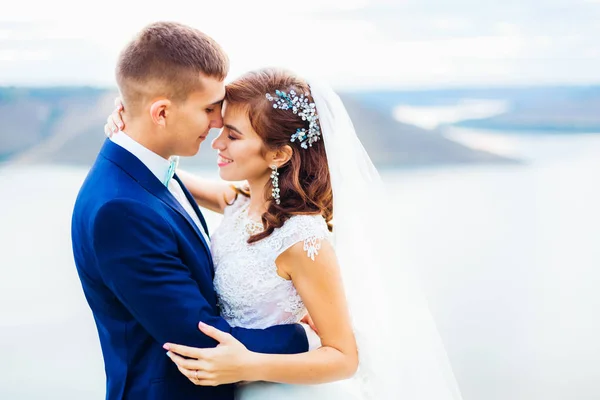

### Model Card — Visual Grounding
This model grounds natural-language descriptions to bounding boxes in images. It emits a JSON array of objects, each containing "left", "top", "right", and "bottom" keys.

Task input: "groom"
[{"left": 71, "top": 22, "right": 313, "bottom": 400}]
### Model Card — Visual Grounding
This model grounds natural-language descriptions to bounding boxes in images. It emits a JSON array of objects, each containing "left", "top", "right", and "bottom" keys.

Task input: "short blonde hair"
[{"left": 116, "top": 21, "right": 229, "bottom": 112}]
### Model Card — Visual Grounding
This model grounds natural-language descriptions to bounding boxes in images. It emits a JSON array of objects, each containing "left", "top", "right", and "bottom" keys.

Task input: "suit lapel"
[
  {"left": 149, "top": 182, "right": 212, "bottom": 262},
  {"left": 174, "top": 174, "right": 210, "bottom": 238},
  {"left": 99, "top": 139, "right": 213, "bottom": 265}
]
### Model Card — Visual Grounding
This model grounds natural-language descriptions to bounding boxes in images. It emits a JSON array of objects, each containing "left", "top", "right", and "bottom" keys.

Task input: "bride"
[{"left": 105, "top": 68, "right": 462, "bottom": 400}]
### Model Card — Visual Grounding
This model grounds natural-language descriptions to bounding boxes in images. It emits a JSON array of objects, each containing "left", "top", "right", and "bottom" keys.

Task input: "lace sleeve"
[{"left": 274, "top": 214, "right": 330, "bottom": 261}]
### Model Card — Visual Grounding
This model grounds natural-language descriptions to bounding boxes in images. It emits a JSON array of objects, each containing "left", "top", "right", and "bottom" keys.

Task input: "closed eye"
[{"left": 223, "top": 124, "right": 243, "bottom": 140}]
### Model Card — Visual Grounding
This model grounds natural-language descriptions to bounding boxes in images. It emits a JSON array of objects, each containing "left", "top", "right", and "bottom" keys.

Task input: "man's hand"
[
  {"left": 164, "top": 322, "right": 254, "bottom": 386},
  {"left": 300, "top": 312, "right": 318, "bottom": 334}
]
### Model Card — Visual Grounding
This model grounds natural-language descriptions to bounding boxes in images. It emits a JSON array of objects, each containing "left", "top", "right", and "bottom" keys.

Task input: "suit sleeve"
[{"left": 92, "top": 198, "right": 308, "bottom": 354}]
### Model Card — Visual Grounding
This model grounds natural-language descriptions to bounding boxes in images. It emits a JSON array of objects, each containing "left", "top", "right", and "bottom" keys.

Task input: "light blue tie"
[{"left": 163, "top": 156, "right": 180, "bottom": 186}]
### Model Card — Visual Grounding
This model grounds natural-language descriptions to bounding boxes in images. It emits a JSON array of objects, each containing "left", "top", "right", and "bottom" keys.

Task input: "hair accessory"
[{"left": 266, "top": 89, "right": 321, "bottom": 149}]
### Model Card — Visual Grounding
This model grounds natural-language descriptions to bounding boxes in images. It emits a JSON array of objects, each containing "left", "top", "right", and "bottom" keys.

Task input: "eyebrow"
[
  {"left": 210, "top": 98, "right": 224, "bottom": 106},
  {"left": 224, "top": 124, "right": 244, "bottom": 135}
]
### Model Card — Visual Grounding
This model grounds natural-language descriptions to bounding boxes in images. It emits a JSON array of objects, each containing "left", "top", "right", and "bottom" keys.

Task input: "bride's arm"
[
  {"left": 245, "top": 239, "right": 359, "bottom": 383},
  {"left": 176, "top": 169, "right": 239, "bottom": 214},
  {"left": 165, "top": 239, "right": 359, "bottom": 385}
]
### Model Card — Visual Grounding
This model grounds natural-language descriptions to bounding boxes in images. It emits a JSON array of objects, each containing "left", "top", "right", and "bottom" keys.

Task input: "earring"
[{"left": 270, "top": 165, "right": 281, "bottom": 205}]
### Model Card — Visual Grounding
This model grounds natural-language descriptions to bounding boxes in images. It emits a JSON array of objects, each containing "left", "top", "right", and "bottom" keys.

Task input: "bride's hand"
[
  {"left": 164, "top": 322, "right": 254, "bottom": 386},
  {"left": 104, "top": 97, "right": 125, "bottom": 137}
]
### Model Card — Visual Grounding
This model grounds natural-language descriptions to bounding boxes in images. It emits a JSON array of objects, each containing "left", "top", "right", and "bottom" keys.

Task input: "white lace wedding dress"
[{"left": 211, "top": 195, "right": 362, "bottom": 400}]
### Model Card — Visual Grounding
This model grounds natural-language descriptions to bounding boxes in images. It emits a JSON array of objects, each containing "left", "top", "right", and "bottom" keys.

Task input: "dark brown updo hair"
[{"left": 225, "top": 68, "right": 333, "bottom": 243}]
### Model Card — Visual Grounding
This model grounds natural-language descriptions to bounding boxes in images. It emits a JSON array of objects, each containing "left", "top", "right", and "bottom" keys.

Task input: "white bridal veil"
[{"left": 309, "top": 80, "right": 463, "bottom": 400}]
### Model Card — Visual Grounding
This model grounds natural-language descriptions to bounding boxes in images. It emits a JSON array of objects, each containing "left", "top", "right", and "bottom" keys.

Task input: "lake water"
[{"left": 1, "top": 129, "right": 599, "bottom": 399}]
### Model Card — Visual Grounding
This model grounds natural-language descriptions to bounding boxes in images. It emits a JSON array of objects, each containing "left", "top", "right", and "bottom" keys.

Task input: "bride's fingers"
[
  {"left": 167, "top": 350, "right": 216, "bottom": 374},
  {"left": 111, "top": 108, "right": 125, "bottom": 129},
  {"left": 166, "top": 351, "right": 200, "bottom": 370},
  {"left": 196, "top": 379, "right": 218, "bottom": 386},
  {"left": 114, "top": 97, "right": 124, "bottom": 110},
  {"left": 187, "top": 374, "right": 218, "bottom": 386},
  {"left": 108, "top": 109, "right": 124, "bottom": 131},
  {"left": 104, "top": 124, "right": 113, "bottom": 138},
  {"left": 171, "top": 358, "right": 219, "bottom": 386},
  {"left": 164, "top": 342, "right": 211, "bottom": 360},
  {"left": 176, "top": 364, "right": 213, "bottom": 382},
  {"left": 198, "top": 321, "right": 235, "bottom": 344},
  {"left": 106, "top": 115, "right": 119, "bottom": 134}
]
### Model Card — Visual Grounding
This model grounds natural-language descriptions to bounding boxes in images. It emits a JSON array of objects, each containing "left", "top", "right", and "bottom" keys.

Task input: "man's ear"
[
  {"left": 149, "top": 99, "right": 171, "bottom": 127},
  {"left": 271, "top": 145, "right": 293, "bottom": 167}
]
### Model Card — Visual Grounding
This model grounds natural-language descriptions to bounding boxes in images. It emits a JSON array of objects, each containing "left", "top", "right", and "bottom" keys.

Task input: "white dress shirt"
[{"left": 110, "top": 131, "right": 210, "bottom": 243}]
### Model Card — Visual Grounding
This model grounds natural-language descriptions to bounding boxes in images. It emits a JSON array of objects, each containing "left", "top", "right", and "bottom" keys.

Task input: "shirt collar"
[{"left": 110, "top": 131, "right": 172, "bottom": 184}]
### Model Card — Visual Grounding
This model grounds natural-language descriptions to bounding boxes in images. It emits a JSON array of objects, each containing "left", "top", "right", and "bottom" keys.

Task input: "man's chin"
[{"left": 181, "top": 144, "right": 202, "bottom": 157}]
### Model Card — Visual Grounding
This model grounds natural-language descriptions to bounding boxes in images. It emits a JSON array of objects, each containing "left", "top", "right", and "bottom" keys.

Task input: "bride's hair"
[{"left": 225, "top": 68, "right": 333, "bottom": 243}]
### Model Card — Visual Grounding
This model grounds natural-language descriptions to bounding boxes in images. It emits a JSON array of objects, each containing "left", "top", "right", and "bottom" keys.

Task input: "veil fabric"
[{"left": 309, "top": 79, "right": 463, "bottom": 400}]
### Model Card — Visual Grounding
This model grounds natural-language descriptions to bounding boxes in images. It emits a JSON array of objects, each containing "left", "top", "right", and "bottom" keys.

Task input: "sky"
[{"left": 0, "top": 0, "right": 598, "bottom": 89}]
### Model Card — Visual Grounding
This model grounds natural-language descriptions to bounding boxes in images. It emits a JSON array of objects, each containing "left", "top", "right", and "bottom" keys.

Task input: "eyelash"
[
  {"left": 227, "top": 134, "right": 237, "bottom": 141},
  {"left": 206, "top": 108, "right": 215, "bottom": 113}
]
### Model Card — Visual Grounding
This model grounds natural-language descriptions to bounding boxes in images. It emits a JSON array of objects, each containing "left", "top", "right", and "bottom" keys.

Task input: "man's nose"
[{"left": 211, "top": 114, "right": 224, "bottom": 129}]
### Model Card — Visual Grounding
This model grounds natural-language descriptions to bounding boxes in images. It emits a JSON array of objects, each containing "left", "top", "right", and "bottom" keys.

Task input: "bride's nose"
[{"left": 212, "top": 131, "right": 226, "bottom": 150}]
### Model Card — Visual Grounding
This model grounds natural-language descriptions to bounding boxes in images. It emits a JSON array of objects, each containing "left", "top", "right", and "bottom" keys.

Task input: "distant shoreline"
[
  {"left": 11, "top": 84, "right": 600, "bottom": 168},
  {"left": 454, "top": 120, "right": 600, "bottom": 134}
]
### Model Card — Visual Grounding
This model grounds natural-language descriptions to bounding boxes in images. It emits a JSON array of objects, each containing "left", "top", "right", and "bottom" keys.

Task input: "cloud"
[
  {"left": 0, "top": 0, "right": 599, "bottom": 88},
  {"left": 0, "top": 49, "right": 50, "bottom": 62}
]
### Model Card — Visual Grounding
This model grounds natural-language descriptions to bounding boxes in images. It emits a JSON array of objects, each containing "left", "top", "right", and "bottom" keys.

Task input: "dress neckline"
[{"left": 238, "top": 202, "right": 264, "bottom": 236}]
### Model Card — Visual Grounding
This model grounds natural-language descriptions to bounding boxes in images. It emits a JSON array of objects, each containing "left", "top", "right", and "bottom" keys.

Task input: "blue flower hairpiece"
[{"left": 265, "top": 89, "right": 321, "bottom": 149}]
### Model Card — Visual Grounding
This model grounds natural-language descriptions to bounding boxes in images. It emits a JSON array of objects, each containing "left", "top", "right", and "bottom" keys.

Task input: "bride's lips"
[{"left": 217, "top": 154, "right": 233, "bottom": 168}]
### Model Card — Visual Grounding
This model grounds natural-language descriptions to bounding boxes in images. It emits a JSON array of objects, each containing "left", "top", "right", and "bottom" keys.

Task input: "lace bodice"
[{"left": 211, "top": 195, "right": 330, "bottom": 328}]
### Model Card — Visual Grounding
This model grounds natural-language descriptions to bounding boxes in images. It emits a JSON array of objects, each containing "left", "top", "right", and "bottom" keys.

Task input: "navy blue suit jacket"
[{"left": 71, "top": 139, "right": 308, "bottom": 400}]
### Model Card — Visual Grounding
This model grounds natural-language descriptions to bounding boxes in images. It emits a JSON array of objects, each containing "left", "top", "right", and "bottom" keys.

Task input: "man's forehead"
[
  {"left": 189, "top": 86, "right": 225, "bottom": 104},
  {"left": 196, "top": 74, "right": 225, "bottom": 99}
]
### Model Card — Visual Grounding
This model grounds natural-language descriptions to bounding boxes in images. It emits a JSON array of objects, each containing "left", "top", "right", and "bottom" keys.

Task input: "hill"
[
  {"left": 355, "top": 85, "right": 600, "bottom": 133},
  {"left": 0, "top": 87, "right": 512, "bottom": 168}
]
